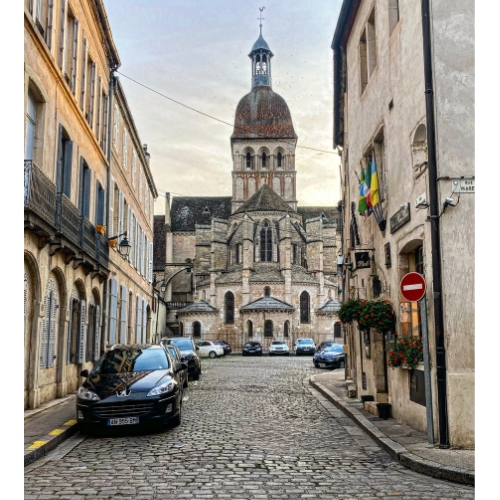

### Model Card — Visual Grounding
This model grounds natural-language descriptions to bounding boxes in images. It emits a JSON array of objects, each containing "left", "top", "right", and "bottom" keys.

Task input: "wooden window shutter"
[
  {"left": 136, "top": 296, "right": 142, "bottom": 343},
  {"left": 108, "top": 177, "right": 114, "bottom": 235},
  {"left": 118, "top": 190, "right": 124, "bottom": 235},
  {"left": 57, "top": 0, "right": 66, "bottom": 69},
  {"left": 142, "top": 299, "right": 147, "bottom": 343},
  {"left": 71, "top": 18, "right": 79, "bottom": 92},
  {"left": 94, "top": 305, "right": 100, "bottom": 360},
  {"left": 89, "top": 62, "right": 96, "bottom": 127},
  {"left": 102, "top": 92, "right": 108, "bottom": 151},
  {"left": 96, "top": 182, "right": 105, "bottom": 225},
  {"left": 82, "top": 163, "right": 91, "bottom": 218},
  {"left": 77, "top": 299, "right": 86, "bottom": 363},
  {"left": 127, "top": 206, "right": 132, "bottom": 262},
  {"left": 108, "top": 278, "right": 118, "bottom": 345},
  {"left": 149, "top": 241, "right": 153, "bottom": 282},
  {"left": 62, "top": 139, "right": 73, "bottom": 197},
  {"left": 79, "top": 38, "right": 87, "bottom": 110},
  {"left": 24, "top": 270, "right": 28, "bottom": 326},
  {"left": 56, "top": 124, "right": 64, "bottom": 193},
  {"left": 96, "top": 76, "right": 101, "bottom": 138},
  {"left": 46, "top": 0, "right": 54, "bottom": 49},
  {"left": 120, "top": 285, "right": 127, "bottom": 344},
  {"left": 136, "top": 222, "right": 140, "bottom": 269},
  {"left": 40, "top": 288, "right": 50, "bottom": 368},
  {"left": 66, "top": 301, "right": 73, "bottom": 365},
  {"left": 47, "top": 290, "right": 57, "bottom": 367}
]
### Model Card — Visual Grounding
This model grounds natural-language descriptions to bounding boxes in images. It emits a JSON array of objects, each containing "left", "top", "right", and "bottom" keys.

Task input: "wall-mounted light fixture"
[{"left": 108, "top": 231, "right": 131, "bottom": 259}]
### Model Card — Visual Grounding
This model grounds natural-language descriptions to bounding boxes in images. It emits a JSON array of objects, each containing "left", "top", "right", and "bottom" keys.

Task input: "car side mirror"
[
  {"left": 196, "top": 346, "right": 200, "bottom": 351},
  {"left": 80, "top": 369, "right": 89, "bottom": 378},
  {"left": 176, "top": 362, "right": 188, "bottom": 372},
  {"left": 180, "top": 356, "right": 186, "bottom": 362}
]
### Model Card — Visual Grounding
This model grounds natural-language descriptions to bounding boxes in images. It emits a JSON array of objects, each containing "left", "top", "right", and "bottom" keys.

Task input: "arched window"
[
  {"left": 262, "top": 152, "right": 267, "bottom": 168},
  {"left": 284, "top": 320, "right": 290, "bottom": 337},
  {"left": 264, "top": 320, "right": 273, "bottom": 337},
  {"left": 225, "top": 291, "right": 234, "bottom": 324},
  {"left": 201, "top": 290, "right": 206, "bottom": 300},
  {"left": 193, "top": 321, "right": 201, "bottom": 338},
  {"left": 186, "top": 259, "right": 192, "bottom": 273},
  {"left": 260, "top": 223, "right": 272, "bottom": 262},
  {"left": 246, "top": 152, "right": 252, "bottom": 169},
  {"left": 277, "top": 152, "right": 283, "bottom": 168},
  {"left": 264, "top": 286, "right": 271, "bottom": 297},
  {"left": 300, "top": 291, "right": 310, "bottom": 324},
  {"left": 247, "top": 320, "right": 253, "bottom": 337},
  {"left": 180, "top": 322, "right": 184, "bottom": 336}
]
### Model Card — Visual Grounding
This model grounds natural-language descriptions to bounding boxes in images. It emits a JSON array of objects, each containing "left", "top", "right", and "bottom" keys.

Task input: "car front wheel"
[
  {"left": 193, "top": 368, "right": 200, "bottom": 381},
  {"left": 209, "top": 351, "right": 217, "bottom": 359},
  {"left": 339, "top": 360, "right": 346, "bottom": 368},
  {"left": 171, "top": 401, "right": 181, "bottom": 428}
]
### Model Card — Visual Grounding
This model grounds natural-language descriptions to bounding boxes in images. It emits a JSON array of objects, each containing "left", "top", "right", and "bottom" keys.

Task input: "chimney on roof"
[{"left": 142, "top": 144, "right": 150, "bottom": 166}]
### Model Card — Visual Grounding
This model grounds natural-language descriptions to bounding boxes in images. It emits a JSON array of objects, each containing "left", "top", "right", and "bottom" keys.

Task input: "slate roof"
[
  {"left": 316, "top": 300, "right": 342, "bottom": 314},
  {"left": 240, "top": 296, "right": 294, "bottom": 312},
  {"left": 234, "top": 184, "right": 294, "bottom": 214},
  {"left": 232, "top": 86, "right": 297, "bottom": 140},
  {"left": 292, "top": 269, "right": 320, "bottom": 284},
  {"left": 297, "top": 206, "right": 340, "bottom": 225},
  {"left": 250, "top": 34, "right": 273, "bottom": 54},
  {"left": 177, "top": 300, "right": 218, "bottom": 314},
  {"left": 153, "top": 215, "right": 167, "bottom": 270},
  {"left": 170, "top": 197, "right": 232, "bottom": 232},
  {"left": 250, "top": 267, "right": 285, "bottom": 283}
]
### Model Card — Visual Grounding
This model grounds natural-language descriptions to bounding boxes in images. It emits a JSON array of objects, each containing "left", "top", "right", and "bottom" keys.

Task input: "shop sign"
[
  {"left": 354, "top": 251, "right": 370, "bottom": 269},
  {"left": 390, "top": 203, "right": 411, "bottom": 234}
]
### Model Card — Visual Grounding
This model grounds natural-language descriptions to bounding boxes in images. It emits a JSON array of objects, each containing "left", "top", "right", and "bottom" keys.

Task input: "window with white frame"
[
  {"left": 35, "top": 0, "right": 54, "bottom": 50},
  {"left": 359, "top": 7, "right": 377, "bottom": 95},
  {"left": 65, "top": 8, "right": 78, "bottom": 93}
]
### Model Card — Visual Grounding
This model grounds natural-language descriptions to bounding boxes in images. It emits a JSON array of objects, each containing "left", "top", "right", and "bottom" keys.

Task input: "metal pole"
[
  {"left": 420, "top": 297, "right": 434, "bottom": 443},
  {"left": 421, "top": 0, "right": 449, "bottom": 447}
]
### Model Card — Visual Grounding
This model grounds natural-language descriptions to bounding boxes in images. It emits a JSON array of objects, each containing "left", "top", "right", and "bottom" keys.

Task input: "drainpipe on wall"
[{"left": 420, "top": 0, "right": 449, "bottom": 448}]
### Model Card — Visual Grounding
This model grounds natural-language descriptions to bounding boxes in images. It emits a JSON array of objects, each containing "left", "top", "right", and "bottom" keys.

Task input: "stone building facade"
[
  {"left": 154, "top": 32, "right": 342, "bottom": 352},
  {"left": 332, "top": 0, "right": 474, "bottom": 447},
  {"left": 24, "top": 0, "right": 157, "bottom": 409}
]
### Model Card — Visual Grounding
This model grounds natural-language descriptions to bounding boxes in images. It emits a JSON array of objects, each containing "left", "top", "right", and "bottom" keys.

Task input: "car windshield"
[
  {"left": 298, "top": 339, "right": 314, "bottom": 345},
  {"left": 245, "top": 342, "right": 260, "bottom": 347},
  {"left": 323, "top": 344, "right": 344, "bottom": 353},
  {"left": 93, "top": 347, "right": 170, "bottom": 374},
  {"left": 168, "top": 339, "right": 194, "bottom": 351},
  {"left": 271, "top": 341, "right": 286, "bottom": 345}
]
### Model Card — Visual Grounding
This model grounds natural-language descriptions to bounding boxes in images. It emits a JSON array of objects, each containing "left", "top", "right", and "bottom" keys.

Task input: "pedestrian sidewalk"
[
  {"left": 24, "top": 393, "right": 78, "bottom": 466},
  {"left": 310, "top": 370, "right": 474, "bottom": 486}
]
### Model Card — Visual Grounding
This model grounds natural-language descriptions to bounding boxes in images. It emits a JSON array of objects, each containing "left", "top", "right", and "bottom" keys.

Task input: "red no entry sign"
[{"left": 400, "top": 272, "right": 426, "bottom": 302}]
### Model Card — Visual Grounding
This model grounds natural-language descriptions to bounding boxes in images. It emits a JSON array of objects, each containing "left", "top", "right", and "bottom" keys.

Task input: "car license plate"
[
  {"left": 107, "top": 417, "right": 139, "bottom": 426},
  {"left": 320, "top": 363, "right": 326, "bottom": 368}
]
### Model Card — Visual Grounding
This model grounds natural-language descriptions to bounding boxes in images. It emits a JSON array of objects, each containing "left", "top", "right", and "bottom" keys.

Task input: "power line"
[{"left": 115, "top": 70, "right": 339, "bottom": 156}]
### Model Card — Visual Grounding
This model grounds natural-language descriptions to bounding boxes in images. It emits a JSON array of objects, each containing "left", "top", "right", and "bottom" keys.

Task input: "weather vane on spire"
[{"left": 258, "top": 7, "right": 265, "bottom": 35}]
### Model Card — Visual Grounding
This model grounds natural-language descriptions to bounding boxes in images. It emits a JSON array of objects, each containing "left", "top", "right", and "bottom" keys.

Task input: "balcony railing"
[
  {"left": 166, "top": 302, "right": 191, "bottom": 310},
  {"left": 25, "top": 160, "right": 108, "bottom": 270}
]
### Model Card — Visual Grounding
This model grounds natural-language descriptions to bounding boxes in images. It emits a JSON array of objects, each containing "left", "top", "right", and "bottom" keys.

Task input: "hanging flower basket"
[
  {"left": 358, "top": 300, "right": 395, "bottom": 334},
  {"left": 338, "top": 298, "right": 363, "bottom": 324},
  {"left": 386, "top": 335, "right": 423, "bottom": 370}
]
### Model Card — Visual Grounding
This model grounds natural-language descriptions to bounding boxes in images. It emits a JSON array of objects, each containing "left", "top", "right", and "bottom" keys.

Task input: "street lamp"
[{"left": 108, "top": 231, "right": 131, "bottom": 259}]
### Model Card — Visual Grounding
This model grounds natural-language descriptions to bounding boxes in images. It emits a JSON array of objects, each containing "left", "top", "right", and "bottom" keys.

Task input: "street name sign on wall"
[{"left": 400, "top": 272, "right": 426, "bottom": 302}]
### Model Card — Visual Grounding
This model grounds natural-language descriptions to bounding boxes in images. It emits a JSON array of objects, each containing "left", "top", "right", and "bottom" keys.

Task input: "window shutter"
[
  {"left": 77, "top": 299, "right": 86, "bottom": 363},
  {"left": 139, "top": 168, "right": 143, "bottom": 201},
  {"left": 149, "top": 241, "right": 153, "bottom": 282},
  {"left": 79, "top": 37, "right": 87, "bottom": 110},
  {"left": 71, "top": 18, "right": 79, "bottom": 92},
  {"left": 136, "top": 222, "right": 140, "bottom": 269},
  {"left": 120, "top": 285, "right": 127, "bottom": 344},
  {"left": 94, "top": 305, "right": 100, "bottom": 360},
  {"left": 118, "top": 190, "right": 124, "bottom": 235},
  {"left": 66, "top": 301, "right": 73, "bottom": 365},
  {"left": 102, "top": 92, "right": 108, "bottom": 151},
  {"left": 136, "top": 296, "right": 142, "bottom": 343},
  {"left": 46, "top": 0, "right": 54, "bottom": 49},
  {"left": 89, "top": 62, "right": 96, "bottom": 127},
  {"left": 56, "top": 124, "right": 64, "bottom": 192},
  {"left": 108, "top": 177, "right": 114, "bottom": 235},
  {"left": 48, "top": 291, "right": 57, "bottom": 367},
  {"left": 40, "top": 291, "right": 50, "bottom": 368},
  {"left": 96, "top": 76, "right": 101, "bottom": 137},
  {"left": 62, "top": 139, "right": 73, "bottom": 197},
  {"left": 24, "top": 270, "right": 28, "bottom": 326},
  {"left": 57, "top": 0, "right": 66, "bottom": 69},
  {"left": 96, "top": 182, "right": 105, "bottom": 225},
  {"left": 109, "top": 278, "right": 118, "bottom": 345},
  {"left": 127, "top": 206, "right": 132, "bottom": 261},
  {"left": 82, "top": 163, "right": 91, "bottom": 218},
  {"left": 142, "top": 299, "right": 147, "bottom": 343}
]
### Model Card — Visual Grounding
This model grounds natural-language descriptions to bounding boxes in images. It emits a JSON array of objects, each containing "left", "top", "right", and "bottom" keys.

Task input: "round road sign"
[{"left": 399, "top": 272, "right": 426, "bottom": 302}]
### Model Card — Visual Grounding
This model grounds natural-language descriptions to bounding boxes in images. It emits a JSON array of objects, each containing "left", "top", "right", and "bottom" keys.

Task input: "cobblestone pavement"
[{"left": 25, "top": 356, "right": 474, "bottom": 499}]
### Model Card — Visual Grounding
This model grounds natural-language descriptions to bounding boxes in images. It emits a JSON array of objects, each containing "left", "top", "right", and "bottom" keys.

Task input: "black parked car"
[
  {"left": 76, "top": 344, "right": 187, "bottom": 430},
  {"left": 214, "top": 340, "right": 232, "bottom": 355},
  {"left": 163, "top": 337, "right": 202, "bottom": 381},
  {"left": 313, "top": 343, "right": 345, "bottom": 369},
  {"left": 164, "top": 343, "right": 189, "bottom": 389},
  {"left": 317, "top": 341, "right": 336, "bottom": 352},
  {"left": 242, "top": 341, "right": 262, "bottom": 356}
]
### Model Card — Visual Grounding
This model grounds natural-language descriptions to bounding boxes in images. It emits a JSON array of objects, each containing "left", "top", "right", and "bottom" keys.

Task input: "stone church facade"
[{"left": 154, "top": 32, "right": 341, "bottom": 351}]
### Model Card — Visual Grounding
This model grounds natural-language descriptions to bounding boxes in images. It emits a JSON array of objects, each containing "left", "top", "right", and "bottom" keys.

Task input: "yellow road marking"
[
  {"left": 48, "top": 429, "right": 64, "bottom": 436},
  {"left": 64, "top": 420, "right": 77, "bottom": 426},
  {"left": 27, "top": 440, "right": 48, "bottom": 450}
]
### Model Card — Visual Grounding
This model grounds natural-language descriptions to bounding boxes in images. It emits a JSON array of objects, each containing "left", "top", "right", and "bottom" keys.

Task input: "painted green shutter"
[
  {"left": 56, "top": 125, "right": 64, "bottom": 192},
  {"left": 89, "top": 62, "right": 96, "bottom": 127},
  {"left": 57, "top": 0, "right": 66, "bottom": 69},
  {"left": 77, "top": 300, "right": 86, "bottom": 363},
  {"left": 62, "top": 139, "right": 73, "bottom": 197}
]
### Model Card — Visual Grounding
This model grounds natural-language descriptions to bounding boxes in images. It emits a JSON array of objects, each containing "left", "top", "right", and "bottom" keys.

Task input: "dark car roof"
[{"left": 245, "top": 341, "right": 261, "bottom": 346}]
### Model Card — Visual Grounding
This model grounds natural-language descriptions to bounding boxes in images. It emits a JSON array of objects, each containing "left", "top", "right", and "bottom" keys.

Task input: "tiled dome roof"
[{"left": 231, "top": 86, "right": 297, "bottom": 140}]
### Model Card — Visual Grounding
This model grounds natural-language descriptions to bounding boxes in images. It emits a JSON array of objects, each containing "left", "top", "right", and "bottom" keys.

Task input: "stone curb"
[
  {"left": 24, "top": 420, "right": 79, "bottom": 467},
  {"left": 309, "top": 375, "right": 474, "bottom": 487},
  {"left": 24, "top": 393, "right": 76, "bottom": 421}
]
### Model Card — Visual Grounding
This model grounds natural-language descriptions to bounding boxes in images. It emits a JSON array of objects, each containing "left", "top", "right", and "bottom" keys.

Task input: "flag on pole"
[
  {"left": 370, "top": 154, "right": 380, "bottom": 207},
  {"left": 358, "top": 168, "right": 367, "bottom": 215},
  {"left": 363, "top": 157, "right": 372, "bottom": 209}
]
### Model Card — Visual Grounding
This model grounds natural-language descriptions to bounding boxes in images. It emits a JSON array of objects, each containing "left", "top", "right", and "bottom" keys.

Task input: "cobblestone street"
[{"left": 25, "top": 356, "right": 474, "bottom": 499}]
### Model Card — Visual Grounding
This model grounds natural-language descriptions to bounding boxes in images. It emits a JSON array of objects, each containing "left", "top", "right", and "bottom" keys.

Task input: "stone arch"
[
  {"left": 243, "top": 147, "right": 255, "bottom": 169},
  {"left": 264, "top": 286, "right": 271, "bottom": 297},
  {"left": 248, "top": 177, "right": 256, "bottom": 197},
  {"left": 193, "top": 321, "right": 202, "bottom": 338},
  {"left": 258, "top": 147, "right": 271, "bottom": 170},
  {"left": 24, "top": 252, "right": 41, "bottom": 409},
  {"left": 274, "top": 147, "right": 285, "bottom": 169},
  {"left": 224, "top": 291, "right": 235, "bottom": 324},
  {"left": 272, "top": 176, "right": 281, "bottom": 195},
  {"left": 247, "top": 320, "right": 253, "bottom": 337},
  {"left": 264, "top": 320, "right": 274, "bottom": 337},
  {"left": 284, "top": 320, "right": 290, "bottom": 337},
  {"left": 300, "top": 290, "right": 311, "bottom": 324},
  {"left": 179, "top": 321, "right": 184, "bottom": 336},
  {"left": 259, "top": 219, "right": 273, "bottom": 262}
]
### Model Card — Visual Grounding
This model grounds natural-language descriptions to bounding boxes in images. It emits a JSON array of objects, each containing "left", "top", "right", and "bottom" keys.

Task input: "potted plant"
[
  {"left": 386, "top": 335, "right": 423, "bottom": 370},
  {"left": 377, "top": 402, "right": 392, "bottom": 419},
  {"left": 96, "top": 224, "right": 106, "bottom": 235}
]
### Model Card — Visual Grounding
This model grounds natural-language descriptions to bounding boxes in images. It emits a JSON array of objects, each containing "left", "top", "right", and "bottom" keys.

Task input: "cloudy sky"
[{"left": 104, "top": 0, "right": 343, "bottom": 213}]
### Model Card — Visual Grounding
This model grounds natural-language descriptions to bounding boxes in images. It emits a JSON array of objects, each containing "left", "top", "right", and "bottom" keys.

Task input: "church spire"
[{"left": 249, "top": 7, "right": 273, "bottom": 89}]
